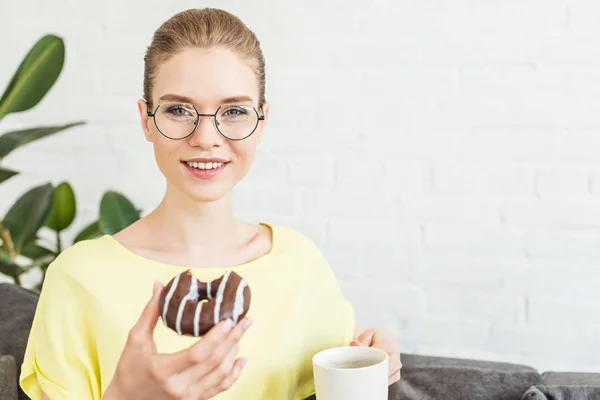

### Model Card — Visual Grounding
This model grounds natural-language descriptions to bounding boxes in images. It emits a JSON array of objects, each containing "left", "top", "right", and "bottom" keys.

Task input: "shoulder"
[
  {"left": 49, "top": 235, "right": 114, "bottom": 270},
  {"left": 267, "top": 223, "right": 335, "bottom": 273},
  {"left": 43, "top": 235, "right": 120, "bottom": 289},
  {"left": 269, "top": 223, "right": 351, "bottom": 311},
  {"left": 270, "top": 223, "right": 323, "bottom": 255}
]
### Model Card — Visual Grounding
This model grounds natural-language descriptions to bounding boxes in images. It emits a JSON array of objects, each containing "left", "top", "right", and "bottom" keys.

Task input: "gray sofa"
[{"left": 2, "top": 283, "right": 599, "bottom": 400}]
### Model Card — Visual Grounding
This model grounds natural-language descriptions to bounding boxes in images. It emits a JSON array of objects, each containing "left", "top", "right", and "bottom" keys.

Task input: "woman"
[{"left": 20, "top": 7, "right": 401, "bottom": 400}]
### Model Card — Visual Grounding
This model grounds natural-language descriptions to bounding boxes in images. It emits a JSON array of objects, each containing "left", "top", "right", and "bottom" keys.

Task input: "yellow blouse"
[{"left": 19, "top": 223, "right": 355, "bottom": 399}]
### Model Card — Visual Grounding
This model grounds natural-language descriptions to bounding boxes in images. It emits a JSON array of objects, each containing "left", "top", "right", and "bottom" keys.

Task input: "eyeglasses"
[{"left": 147, "top": 101, "right": 265, "bottom": 141}]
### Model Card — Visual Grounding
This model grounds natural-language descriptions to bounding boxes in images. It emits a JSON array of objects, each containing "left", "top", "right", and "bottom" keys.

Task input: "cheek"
[
  {"left": 231, "top": 140, "right": 259, "bottom": 168},
  {"left": 152, "top": 138, "right": 182, "bottom": 172}
]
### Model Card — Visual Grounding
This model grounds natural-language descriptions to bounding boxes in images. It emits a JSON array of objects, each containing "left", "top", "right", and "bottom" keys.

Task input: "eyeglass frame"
[{"left": 146, "top": 101, "right": 265, "bottom": 141}]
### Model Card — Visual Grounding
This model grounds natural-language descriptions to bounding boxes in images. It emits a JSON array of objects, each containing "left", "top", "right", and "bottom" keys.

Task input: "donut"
[{"left": 158, "top": 269, "right": 251, "bottom": 336}]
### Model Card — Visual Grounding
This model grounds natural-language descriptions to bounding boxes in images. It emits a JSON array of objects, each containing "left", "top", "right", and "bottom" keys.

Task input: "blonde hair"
[{"left": 143, "top": 8, "right": 266, "bottom": 108}]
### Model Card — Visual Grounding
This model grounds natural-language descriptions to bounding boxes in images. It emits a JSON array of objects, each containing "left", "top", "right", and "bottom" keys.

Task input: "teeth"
[{"left": 186, "top": 161, "right": 224, "bottom": 170}]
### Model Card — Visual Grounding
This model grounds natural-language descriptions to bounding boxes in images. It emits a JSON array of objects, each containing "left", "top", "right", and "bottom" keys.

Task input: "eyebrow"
[{"left": 158, "top": 93, "right": 255, "bottom": 105}]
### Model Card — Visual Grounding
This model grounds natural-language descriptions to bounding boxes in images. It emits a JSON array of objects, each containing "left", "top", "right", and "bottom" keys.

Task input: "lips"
[
  {"left": 184, "top": 160, "right": 226, "bottom": 170},
  {"left": 182, "top": 160, "right": 228, "bottom": 180}
]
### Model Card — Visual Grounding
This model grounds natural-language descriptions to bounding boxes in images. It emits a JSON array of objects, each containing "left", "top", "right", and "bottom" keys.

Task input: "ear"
[
  {"left": 138, "top": 99, "right": 154, "bottom": 142},
  {"left": 254, "top": 101, "right": 270, "bottom": 143}
]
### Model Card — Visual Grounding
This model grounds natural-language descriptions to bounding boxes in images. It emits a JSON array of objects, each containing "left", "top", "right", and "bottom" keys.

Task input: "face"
[{"left": 137, "top": 46, "right": 269, "bottom": 203}]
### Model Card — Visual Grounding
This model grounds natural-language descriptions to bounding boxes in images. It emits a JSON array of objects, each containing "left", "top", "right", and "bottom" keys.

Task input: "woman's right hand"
[{"left": 104, "top": 281, "right": 252, "bottom": 400}]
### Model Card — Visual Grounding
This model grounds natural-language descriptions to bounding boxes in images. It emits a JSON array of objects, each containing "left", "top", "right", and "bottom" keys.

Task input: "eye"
[
  {"left": 222, "top": 106, "right": 249, "bottom": 118},
  {"left": 167, "top": 106, "right": 192, "bottom": 117}
]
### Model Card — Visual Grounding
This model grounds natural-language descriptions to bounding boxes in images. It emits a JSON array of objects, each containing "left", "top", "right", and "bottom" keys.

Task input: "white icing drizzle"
[
  {"left": 175, "top": 293, "right": 188, "bottom": 335},
  {"left": 189, "top": 276, "right": 199, "bottom": 301},
  {"left": 162, "top": 274, "right": 180, "bottom": 324},
  {"left": 194, "top": 301, "right": 203, "bottom": 336},
  {"left": 207, "top": 281, "right": 211, "bottom": 299},
  {"left": 175, "top": 274, "right": 199, "bottom": 336},
  {"left": 214, "top": 270, "right": 231, "bottom": 324},
  {"left": 232, "top": 279, "right": 247, "bottom": 324}
]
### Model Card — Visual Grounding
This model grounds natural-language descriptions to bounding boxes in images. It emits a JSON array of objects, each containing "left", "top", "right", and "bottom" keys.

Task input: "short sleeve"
[{"left": 19, "top": 261, "right": 99, "bottom": 399}]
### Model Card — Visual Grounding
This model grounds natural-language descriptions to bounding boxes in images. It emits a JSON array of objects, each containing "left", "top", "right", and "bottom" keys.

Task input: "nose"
[{"left": 187, "top": 115, "right": 223, "bottom": 148}]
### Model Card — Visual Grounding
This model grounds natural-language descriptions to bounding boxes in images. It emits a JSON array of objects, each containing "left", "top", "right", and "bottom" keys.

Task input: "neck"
[{"left": 147, "top": 183, "right": 241, "bottom": 251}]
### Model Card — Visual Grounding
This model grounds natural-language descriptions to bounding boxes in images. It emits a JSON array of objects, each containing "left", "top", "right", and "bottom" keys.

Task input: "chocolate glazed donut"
[{"left": 159, "top": 269, "right": 251, "bottom": 336}]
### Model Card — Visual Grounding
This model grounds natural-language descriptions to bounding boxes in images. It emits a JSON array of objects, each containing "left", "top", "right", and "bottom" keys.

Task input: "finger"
[
  {"left": 355, "top": 330, "right": 375, "bottom": 347},
  {"left": 177, "top": 318, "right": 250, "bottom": 393},
  {"left": 156, "top": 316, "right": 251, "bottom": 376},
  {"left": 372, "top": 330, "right": 399, "bottom": 355},
  {"left": 203, "top": 317, "right": 252, "bottom": 369},
  {"left": 189, "top": 357, "right": 248, "bottom": 399},
  {"left": 153, "top": 318, "right": 234, "bottom": 377},
  {"left": 388, "top": 370, "right": 401, "bottom": 385},
  {"left": 216, "top": 357, "right": 248, "bottom": 392},
  {"left": 164, "top": 344, "right": 239, "bottom": 399},
  {"left": 129, "top": 280, "right": 163, "bottom": 341},
  {"left": 170, "top": 340, "right": 240, "bottom": 389},
  {"left": 349, "top": 340, "right": 365, "bottom": 346},
  {"left": 388, "top": 356, "right": 402, "bottom": 375}
]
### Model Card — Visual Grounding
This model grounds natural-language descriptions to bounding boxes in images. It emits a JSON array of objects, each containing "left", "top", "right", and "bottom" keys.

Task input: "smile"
[
  {"left": 182, "top": 160, "right": 229, "bottom": 180},
  {"left": 185, "top": 161, "right": 225, "bottom": 170}
]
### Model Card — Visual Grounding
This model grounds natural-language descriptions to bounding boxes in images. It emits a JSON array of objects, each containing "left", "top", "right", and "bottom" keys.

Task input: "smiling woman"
[
  {"left": 18, "top": 7, "right": 400, "bottom": 400},
  {"left": 141, "top": 41, "right": 267, "bottom": 203}
]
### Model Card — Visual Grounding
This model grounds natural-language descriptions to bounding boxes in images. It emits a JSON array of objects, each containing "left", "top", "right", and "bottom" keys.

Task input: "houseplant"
[{"left": 0, "top": 34, "right": 140, "bottom": 289}]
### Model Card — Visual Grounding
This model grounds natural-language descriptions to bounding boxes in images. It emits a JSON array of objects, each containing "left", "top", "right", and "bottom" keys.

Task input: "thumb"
[
  {"left": 133, "top": 280, "right": 164, "bottom": 337},
  {"left": 351, "top": 329, "right": 375, "bottom": 347}
]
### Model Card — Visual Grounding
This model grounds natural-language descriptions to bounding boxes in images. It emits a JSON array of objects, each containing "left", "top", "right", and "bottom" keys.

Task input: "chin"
[
  {"left": 183, "top": 183, "right": 233, "bottom": 203},
  {"left": 188, "top": 191, "right": 229, "bottom": 203}
]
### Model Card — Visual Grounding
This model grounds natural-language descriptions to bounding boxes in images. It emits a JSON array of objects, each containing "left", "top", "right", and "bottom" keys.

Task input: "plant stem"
[
  {"left": 0, "top": 222, "right": 17, "bottom": 261},
  {"left": 13, "top": 273, "right": 21, "bottom": 286},
  {"left": 56, "top": 230, "right": 62, "bottom": 254}
]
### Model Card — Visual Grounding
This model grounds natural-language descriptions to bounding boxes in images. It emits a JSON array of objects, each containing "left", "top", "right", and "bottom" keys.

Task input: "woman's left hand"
[{"left": 350, "top": 328, "right": 402, "bottom": 385}]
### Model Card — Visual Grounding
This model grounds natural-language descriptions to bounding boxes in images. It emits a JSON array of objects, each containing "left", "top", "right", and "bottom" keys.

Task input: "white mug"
[{"left": 312, "top": 346, "right": 389, "bottom": 400}]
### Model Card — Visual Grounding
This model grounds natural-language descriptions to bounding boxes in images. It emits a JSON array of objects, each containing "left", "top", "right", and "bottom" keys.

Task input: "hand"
[
  {"left": 350, "top": 328, "right": 401, "bottom": 385},
  {"left": 104, "top": 281, "right": 252, "bottom": 400}
]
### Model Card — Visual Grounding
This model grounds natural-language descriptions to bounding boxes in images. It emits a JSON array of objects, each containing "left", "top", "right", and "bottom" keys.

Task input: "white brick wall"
[{"left": 2, "top": 0, "right": 600, "bottom": 372}]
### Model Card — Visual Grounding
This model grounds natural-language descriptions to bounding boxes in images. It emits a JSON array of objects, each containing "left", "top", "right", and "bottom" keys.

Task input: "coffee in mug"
[{"left": 312, "top": 346, "right": 388, "bottom": 400}]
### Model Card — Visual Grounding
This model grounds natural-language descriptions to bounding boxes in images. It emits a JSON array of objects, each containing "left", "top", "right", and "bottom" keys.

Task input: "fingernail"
[
  {"left": 350, "top": 340, "right": 362, "bottom": 346},
  {"left": 242, "top": 318, "right": 253, "bottom": 330},
  {"left": 240, "top": 358, "right": 248, "bottom": 368},
  {"left": 222, "top": 318, "right": 233, "bottom": 333},
  {"left": 153, "top": 280, "right": 160, "bottom": 296}
]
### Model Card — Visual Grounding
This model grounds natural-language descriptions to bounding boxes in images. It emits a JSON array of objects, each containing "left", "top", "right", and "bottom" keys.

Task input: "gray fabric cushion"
[
  {"left": 401, "top": 353, "right": 537, "bottom": 371},
  {"left": 523, "top": 387, "right": 547, "bottom": 399},
  {"left": 521, "top": 372, "right": 600, "bottom": 400},
  {"left": 0, "top": 355, "right": 17, "bottom": 400},
  {"left": 542, "top": 372, "right": 600, "bottom": 387},
  {"left": 393, "top": 354, "right": 543, "bottom": 400},
  {"left": 0, "top": 283, "right": 40, "bottom": 400},
  {"left": 522, "top": 385, "right": 600, "bottom": 400}
]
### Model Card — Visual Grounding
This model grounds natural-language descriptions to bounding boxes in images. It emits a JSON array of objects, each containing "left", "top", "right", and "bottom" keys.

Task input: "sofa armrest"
[
  {"left": 0, "top": 355, "right": 17, "bottom": 400},
  {"left": 302, "top": 380, "right": 401, "bottom": 400}
]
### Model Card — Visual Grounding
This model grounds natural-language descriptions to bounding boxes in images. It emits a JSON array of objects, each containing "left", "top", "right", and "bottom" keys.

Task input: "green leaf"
[
  {"left": 0, "top": 122, "right": 84, "bottom": 159},
  {"left": 0, "top": 251, "right": 21, "bottom": 278},
  {"left": 44, "top": 181, "right": 76, "bottom": 231},
  {"left": 21, "top": 240, "right": 55, "bottom": 260},
  {"left": 99, "top": 191, "right": 140, "bottom": 235},
  {"left": 2, "top": 183, "right": 54, "bottom": 253},
  {"left": 0, "top": 34, "right": 65, "bottom": 120},
  {"left": 73, "top": 220, "right": 101, "bottom": 243},
  {"left": 0, "top": 166, "right": 18, "bottom": 183}
]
